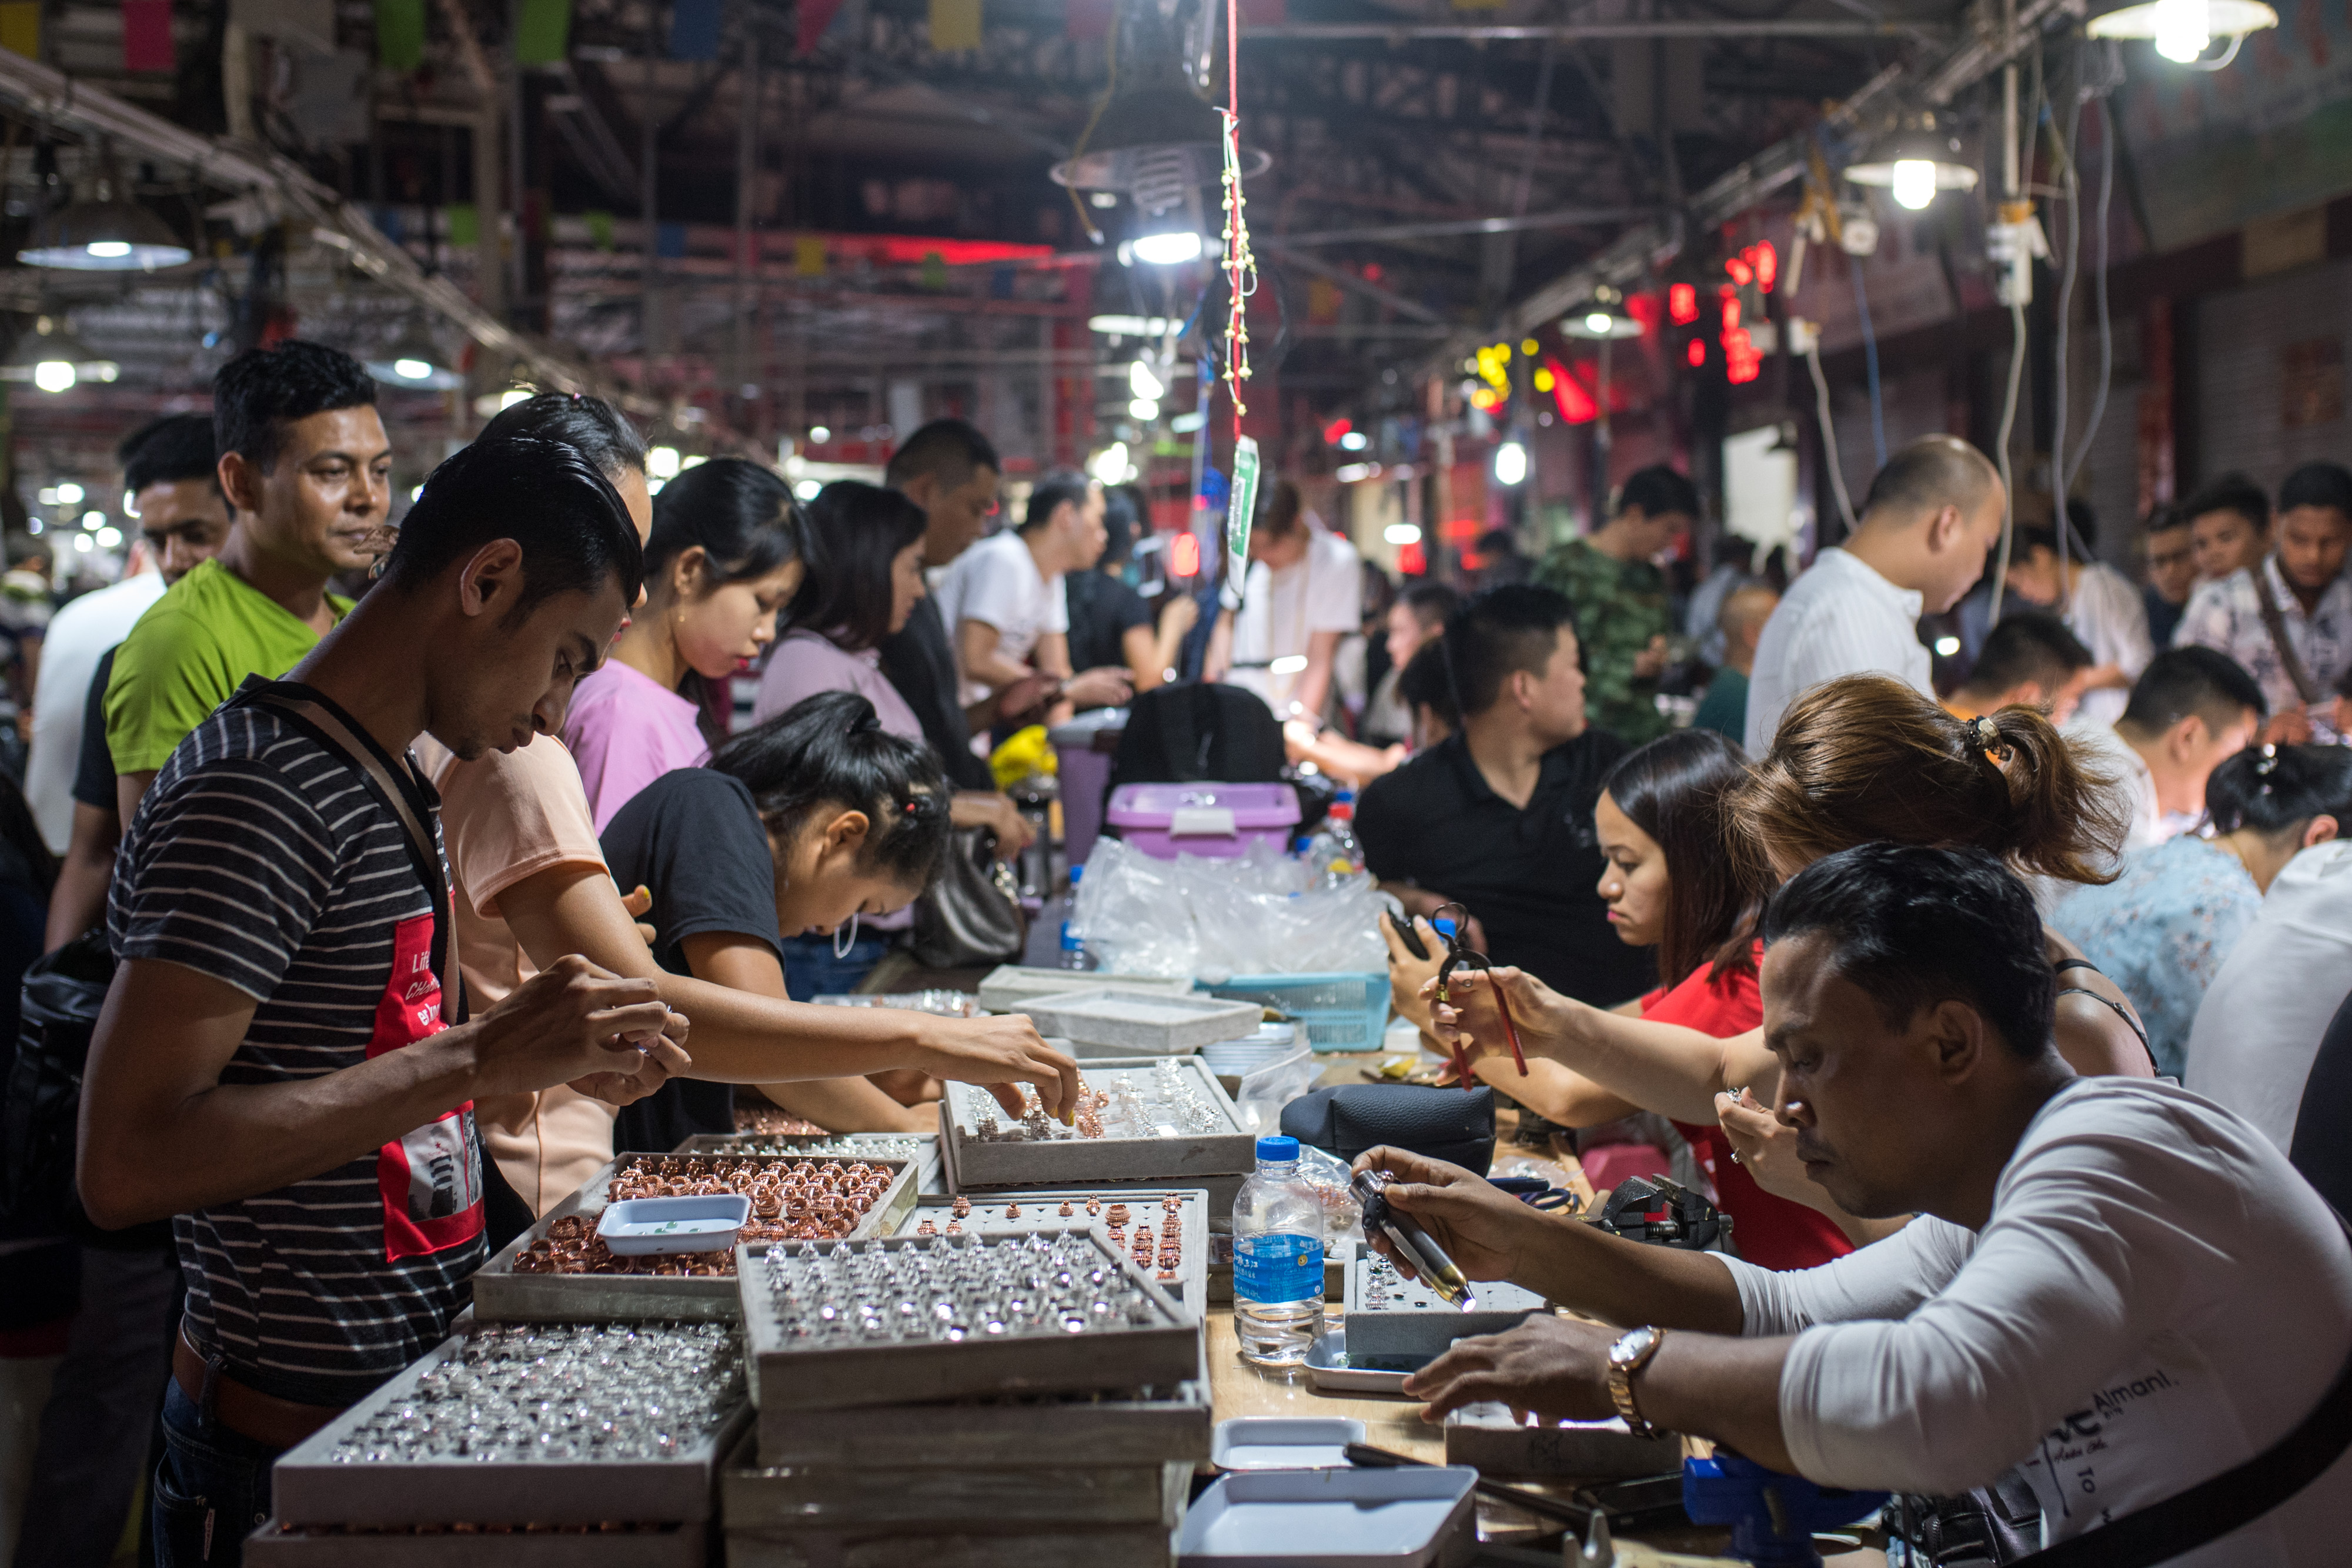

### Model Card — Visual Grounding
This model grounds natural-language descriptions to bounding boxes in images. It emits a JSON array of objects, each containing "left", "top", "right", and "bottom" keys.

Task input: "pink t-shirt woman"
[{"left": 563, "top": 660, "right": 713, "bottom": 832}]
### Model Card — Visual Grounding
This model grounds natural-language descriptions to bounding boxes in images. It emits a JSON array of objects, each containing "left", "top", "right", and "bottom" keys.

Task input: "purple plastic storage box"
[{"left": 1105, "top": 783, "right": 1300, "bottom": 860}]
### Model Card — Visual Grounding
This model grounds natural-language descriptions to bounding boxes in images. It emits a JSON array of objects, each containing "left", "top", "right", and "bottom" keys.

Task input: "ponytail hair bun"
[
  {"left": 2207, "top": 744, "right": 2352, "bottom": 840},
  {"left": 1731, "top": 674, "right": 2130, "bottom": 888}
]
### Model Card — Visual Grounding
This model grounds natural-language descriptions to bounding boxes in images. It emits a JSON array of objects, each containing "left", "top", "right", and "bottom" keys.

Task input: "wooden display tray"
[
  {"left": 939, "top": 1057, "right": 1254, "bottom": 1192},
  {"left": 472, "top": 1153, "right": 918, "bottom": 1323},
  {"left": 898, "top": 1188, "right": 1211, "bottom": 1320},
  {"left": 269, "top": 1329, "right": 749, "bottom": 1528},
  {"left": 754, "top": 1381, "right": 1210, "bottom": 1472},
  {"left": 723, "top": 1522, "right": 1177, "bottom": 1568},
  {"left": 1013, "top": 988, "right": 1262, "bottom": 1055},
  {"left": 1340, "top": 1240, "right": 1548, "bottom": 1367},
  {"left": 1439, "top": 1401, "right": 1680, "bottom": 1479},
  {"left": 737, "top": 1228, "right": 1200, "bottom": 1412},
  {"left": 248, "top": 1521, "right": 707, "bottom": 1566},
  {"left": 720, "top": 1427, "right": 1191, "bottom": 1532},
  {"left": 941, "top": 1124, "right": 1247, "bottom": 1219}
]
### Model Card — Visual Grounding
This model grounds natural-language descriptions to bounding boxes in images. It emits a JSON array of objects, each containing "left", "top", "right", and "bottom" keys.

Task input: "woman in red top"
[{"left": 1489, "top": 730, "right": 1863, "bottom": 1269}]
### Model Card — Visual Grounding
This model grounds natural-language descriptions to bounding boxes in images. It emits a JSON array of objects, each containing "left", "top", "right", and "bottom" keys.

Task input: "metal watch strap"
[{"left": 1608, "top": 1326, "right": 1664, "bottom": 1437}]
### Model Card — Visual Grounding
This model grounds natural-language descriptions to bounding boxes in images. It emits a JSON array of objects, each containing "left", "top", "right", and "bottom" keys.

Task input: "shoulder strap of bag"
[
  {"left": 229, "top": 683, "right": 465, "bottom": 1028},
  {"left": 2250, "top": 560, "right": 2325, "bottom": 706},
  {"left": 2005, "top": 1209, "right": 2352, "bottom": 1568}
]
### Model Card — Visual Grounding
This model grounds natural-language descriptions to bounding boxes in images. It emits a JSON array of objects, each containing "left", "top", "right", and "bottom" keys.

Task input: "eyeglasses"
[{"left": 1432, "top": 902, "right": 1528, "bottom": 1089}]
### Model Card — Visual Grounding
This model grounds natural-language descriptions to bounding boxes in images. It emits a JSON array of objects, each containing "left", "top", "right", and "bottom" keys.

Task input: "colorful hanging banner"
[
  {"left": 373, "top": 0, "right": 425, "bottom": 71},
  {"left": 669, "top": 0, "right": 721, "bottom": 59},
  {"left": 445, "top": 203, "right": 479, "bottom": 246},
  {"left": 793, "top": 233, "right": 827, "bottom": 275},
  {"left": 584, "top": 209, "right": 615, "bottom": 251},
  {"left": 513, "top": 0, "right": 572, "bottom": 65},
  {"left": 1221, "top": 436, "right": 1260, "bottom": 612},
  {"left": 797, "top": 0, "right": 846, "bottom": 53},
  {"left": 928, "top": 0, "right": 980, "bottom": 52},
  {"left": 123, "top": 0, "right": 175, "bottom": 71},
  {"left": 0, "top": 2, "right": 39, "bottom": 58}
]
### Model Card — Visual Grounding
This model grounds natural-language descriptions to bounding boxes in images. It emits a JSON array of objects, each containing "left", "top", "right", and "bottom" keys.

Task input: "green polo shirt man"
[
  {"left": 106, "top": 342, "right": 390, "bottom": 814},
  {"left": 1533, "top": 464, "right": 1699, "bottom": 747}
]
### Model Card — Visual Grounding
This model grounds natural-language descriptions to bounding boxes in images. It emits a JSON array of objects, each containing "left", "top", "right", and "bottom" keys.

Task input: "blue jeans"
[
  {"left": 150, "top": 1380, "right": 281, "bottom": 1567},
  {"left": 780, "top": 932, "right": 891, "bottom": 1001}
]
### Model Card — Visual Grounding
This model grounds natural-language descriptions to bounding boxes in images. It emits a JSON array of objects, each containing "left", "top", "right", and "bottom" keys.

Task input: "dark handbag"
[
  {"left": 1280, "top": 1084, "right": 1497, "bottom": 1175},
  {"left": 0, "top": 930, "right": 173, "bottom": 1249},
  {"left": 911, "top": 826, "right": 1026, "bottom": 969},
  {"left": 1895, "top": 1469, "right": 2046, "bottom": 1566}
]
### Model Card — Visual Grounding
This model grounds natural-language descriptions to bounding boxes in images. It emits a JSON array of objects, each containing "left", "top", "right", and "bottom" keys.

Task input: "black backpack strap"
[{"left": 2006, "top": 1213, "right": 2352, "bottom": 1567}]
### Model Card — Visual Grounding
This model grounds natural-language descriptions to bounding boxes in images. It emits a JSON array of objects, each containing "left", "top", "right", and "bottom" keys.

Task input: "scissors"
[{"left": 1430, "top": 902, "right": 1528, "bottom": 1087}]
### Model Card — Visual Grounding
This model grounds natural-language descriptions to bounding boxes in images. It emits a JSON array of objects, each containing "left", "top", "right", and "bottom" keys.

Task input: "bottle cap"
[
  {"left": 1432, "top": 917, "right": 1458, "bottom": 940},
  {"left": 1328, "top": 801, "right": 1352, "bottom": 821},
  {"left": 1070, "top": 864, "right": 1084, "bottom": 885},
  {"left": 1256, "top": 1135, "right": 1301, "bottom": 1162}
]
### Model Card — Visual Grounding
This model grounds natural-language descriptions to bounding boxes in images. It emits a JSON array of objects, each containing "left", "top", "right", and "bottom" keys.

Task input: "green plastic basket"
[{"left": 1197, "top": 971, "right": 1391, "bottom": 1052}]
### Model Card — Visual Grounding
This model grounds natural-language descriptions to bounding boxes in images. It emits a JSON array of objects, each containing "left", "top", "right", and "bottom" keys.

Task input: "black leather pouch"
[{"left": 1280, "top": 1084, "right": 1496, "bottom": 1174}]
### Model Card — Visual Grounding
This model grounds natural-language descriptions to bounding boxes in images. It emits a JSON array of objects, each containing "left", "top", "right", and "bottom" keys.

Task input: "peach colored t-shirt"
[{"left": 425, "top": 734, "right": 621, "bottom": 1215}]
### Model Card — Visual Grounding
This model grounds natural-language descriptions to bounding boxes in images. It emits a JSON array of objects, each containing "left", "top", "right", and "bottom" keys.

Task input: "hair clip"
[{"left": 1968, "top": 714, "right": 2009, "bottom": 758}]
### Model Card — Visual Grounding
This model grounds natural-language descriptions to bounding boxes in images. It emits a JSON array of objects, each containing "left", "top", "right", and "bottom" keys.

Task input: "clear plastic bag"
[
  {"left": 1074, "top": 838, "right": 1387, "bottom": 981},
  {"left": 1293, "top": 1141, "right": 1364, "bottom": 1246}
]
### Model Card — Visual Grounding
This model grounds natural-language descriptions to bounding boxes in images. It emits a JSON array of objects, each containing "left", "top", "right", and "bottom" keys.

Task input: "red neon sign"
[{"left": 1668, "top": 283, "right": 1698, "bottom": 326}]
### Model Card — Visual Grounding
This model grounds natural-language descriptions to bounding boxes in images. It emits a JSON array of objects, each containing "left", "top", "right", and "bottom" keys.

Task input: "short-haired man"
[
  {"left": 1746, "top": 436, "right": 2006, "bottom": 754},
  {"left": 933, "top": 468, "right": 1131, "bottom": 730},
  {"left": 2181, "top": 470, "right": 2271, "bottom": 585},
  {"left": 878, "top": 419, "right": 1005, "bottom": 790},
  {"left": 1208, "top": 479, "right": 1365, "bottom": 722},
  {"left": 1357, "top": 585, "right": 1655, "bottom": 1009},
  {"left": 2141, "top": 506, "right": 2197, "bottom": 648},
  {"left": 1691, "top": 581, "right": 1778, "bottom": 743},
  {"left": 1535, "top": 464, "right": 1700, "bottom": 746},
  {"left": 2067, "top": 646, "right": 2264, "bottom": 864},
  {"left": 26, "top": 414, "right": 228, "bottom": 857},
  {"left": 81, "top": 437, "right": 692, "bottom": 1568},
  {"left": 1946, "top": 610, "right": 2096, "bottom": 726},
  {"left": 2174, "top": 461, "right": 2352, "bottom": 743},
  {"left": 105, "top": 341, "right": 392, "bottom": 823},
  {"left": 1953, "top": 502, "right": 2153, "bottom": 728},
  {"left": 1370, "top": 842, "right": 2352, "bottom": 1564},
  {"left": 1362, "top": 580, "right": 1459, "bottom": 747}
]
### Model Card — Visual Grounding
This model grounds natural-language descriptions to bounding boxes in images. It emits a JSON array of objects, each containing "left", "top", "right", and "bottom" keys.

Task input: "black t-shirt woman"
[{"left": 601, "top": 691, "right": 953, "bottom": 1152}]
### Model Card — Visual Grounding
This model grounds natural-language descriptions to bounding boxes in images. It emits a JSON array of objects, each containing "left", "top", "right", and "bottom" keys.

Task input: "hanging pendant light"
[
  {"left": 0, "top": 316, "right": 121, "bottom": 393},
  {"left": 2086, "top": 0, "right": 2276, "bottom": 65},
  {"left": 364, "top": 316, "right": 463, "bottom": 390},
  {"left": 1561, "top": 286, "right": 1642, "bottom": 341},
  {"left": 18, "top": 143, "right": 193, "bottom": 272},
  {"left": 1843, "top": 113, "right": 1980, "bottom": 212}
]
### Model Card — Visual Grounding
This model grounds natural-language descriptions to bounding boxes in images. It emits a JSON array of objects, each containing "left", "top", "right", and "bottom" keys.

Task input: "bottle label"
[{"left": 1233, "top": 1231, "right": 1322, "bottom": 1303}]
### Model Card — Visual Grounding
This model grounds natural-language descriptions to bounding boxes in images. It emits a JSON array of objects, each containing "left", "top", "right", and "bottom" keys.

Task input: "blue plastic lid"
[
  {"left": 1070, "top": 864, "right": 1084, "bottom": 884},
  {"left": 1257, "top": 1135, "right": 1301, "bottom": 1162},
  {"left": 1432, "top": 917, "right": 1458, "bottom": 940}
]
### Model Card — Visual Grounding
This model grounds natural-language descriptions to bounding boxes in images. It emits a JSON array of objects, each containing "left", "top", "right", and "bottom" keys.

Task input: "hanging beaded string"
[{"left": 1218, "top": 0, "right": 1257, "bottom": 440}]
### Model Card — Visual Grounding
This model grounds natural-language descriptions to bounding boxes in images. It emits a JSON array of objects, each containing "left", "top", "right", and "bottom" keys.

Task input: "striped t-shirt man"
[{"left": 109, "top": 679, "right": 484, "bottom": 1407}]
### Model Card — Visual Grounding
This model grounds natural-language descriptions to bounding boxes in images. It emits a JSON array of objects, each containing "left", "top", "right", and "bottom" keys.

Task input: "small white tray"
[
  {"left": 977, "top": 965, "right": 1195, "bottom": 1014},
  {"left": 1178, "top": 1467, "right": 1478, "bottom": 1566},
  {"left": 1211, "top": 1417, "right": 1365, "bottom": 1470},
  {"left": 597, "top": 1195, "right": 750, "bottom": 1256},
  {"left": 1300, "top": 1335, "right": 1408, "bottom": 1396},
  {"left": 1015, "top": 988, "right": 1264, "bottom": 1054}
]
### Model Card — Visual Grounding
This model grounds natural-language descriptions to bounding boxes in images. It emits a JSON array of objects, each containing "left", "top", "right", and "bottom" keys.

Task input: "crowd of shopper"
[{"left": 3, "top": 332, "right": 2351, "bottom": 1567}]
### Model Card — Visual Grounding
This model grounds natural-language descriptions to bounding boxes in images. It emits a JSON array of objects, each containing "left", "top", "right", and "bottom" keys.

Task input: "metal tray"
[
  {"left": 678, "top": 1130, "right": 943, "bottom": 1194},
  {"left": 721, "top": 1427, "right": 1190, "bottom": 1532},
  {"left": 1177, "top": 1467, "right": 1479, "bottom": 1566},
  {"left": 270, "top": 1325, "right": 749, "bottom": 1528},
  {"left": 724, "top": 1522, "right": 1180, "bottom": 1568},
  {"left": 1439, "top": 1402, "right": 1679, "bottom": 1480},
  {"left": 940, "top": 1057, "right": 1254, "bottom": 1192},
  {"left": 1210, "top": 1418, "right": 1364, "bottom": 1471},
  {"left": 754, "top": 1379, "right": 1210, "bottom": 1472},
  {"left": 1300, "top": 1334, "right": 1409, "bottom": 1396},
  {"left": 472, "top": 1152, "right": 917, "bottom": 1322},
  {"left": 737, "top": 1228, "right": 1200, "bottom": 1412},
  {"left": 1340, "top": 1241, "right": 1548, "bottom": 1368},
  {"left": 248, "top": 1521, "right": 706, "bottom": 1566},
  {"left": 941, "top": 1116, "right": 1247, "bottom": 1218},
  {"left": 976, "top": 964, "right": 1195, "bottom": 1014},
  {"left": 897, "top": 1188, "right": 1211, "bottom": 1320},
  {"left": 1013, "top": 988, "right": 1262, "bottom": 1055}
]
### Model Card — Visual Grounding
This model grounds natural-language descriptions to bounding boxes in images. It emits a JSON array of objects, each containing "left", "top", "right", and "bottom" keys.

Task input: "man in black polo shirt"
[
  {"left": 1357, "top": 584, "right": 1655, "bottom": 1008},
  {"left": 877, "top": 418, "right": 1008, "bottom": 791}
]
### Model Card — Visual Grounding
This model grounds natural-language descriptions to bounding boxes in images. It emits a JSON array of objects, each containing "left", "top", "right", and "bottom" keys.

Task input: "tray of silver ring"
[
  {"left": 898, "top": 1188, "right": 1211, "bottom": 1320},
  {"left": 268, "top": 1320, "right": 748, "bottom": 1529},
  {"left": 737, "top": 1226, "right": 1200, "bottom": 1411},
  {"left": 470, "top": 1151, "right": 918, "bottom": 1322},
  {"left": 938, "top": 1057, "right": 1255, "bottom": 1191}
]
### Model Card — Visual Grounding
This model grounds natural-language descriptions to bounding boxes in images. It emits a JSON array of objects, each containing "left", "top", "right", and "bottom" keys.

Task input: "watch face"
[{"left": 1610, "top": 1325, "right": 1658, "bottom": 1368}]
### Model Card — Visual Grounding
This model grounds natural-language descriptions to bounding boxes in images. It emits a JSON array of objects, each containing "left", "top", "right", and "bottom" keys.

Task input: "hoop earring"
[{"left": 833, "top": 912, "right": 860, "bottom": 959}]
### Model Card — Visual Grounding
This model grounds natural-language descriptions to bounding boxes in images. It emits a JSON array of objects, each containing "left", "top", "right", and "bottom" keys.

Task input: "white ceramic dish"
[
  {"left": 1300, "top": 1334, "right": 1409, "bottom": 1395},
  {"left": 1210, "top": 1417, "right": 1365, "bottom": 1470},
  {"left": 596, "top": 1195, "right": 751, "bottom": 1256}
]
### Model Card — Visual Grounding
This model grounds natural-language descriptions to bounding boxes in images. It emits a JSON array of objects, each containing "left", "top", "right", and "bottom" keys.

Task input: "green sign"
[{"left": 1221, "top": 436, "right": 1260, "bottom": 611}]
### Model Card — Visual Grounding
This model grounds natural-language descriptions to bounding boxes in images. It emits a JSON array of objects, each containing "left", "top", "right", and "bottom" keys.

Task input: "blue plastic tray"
[{"left": 1198, "top": 972, "right": 1391, "bottom": 1053}]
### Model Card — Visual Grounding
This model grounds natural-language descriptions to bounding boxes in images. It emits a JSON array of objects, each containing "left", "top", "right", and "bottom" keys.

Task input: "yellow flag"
[
  {"left": 929, "top": 0, "right": 980, "bottom": 51},
  {"left": 0, "top": 3, "right": 40, "bottom": 58},
  {"left": 794, "top": 234, "right": 827, "bottom": 276}
]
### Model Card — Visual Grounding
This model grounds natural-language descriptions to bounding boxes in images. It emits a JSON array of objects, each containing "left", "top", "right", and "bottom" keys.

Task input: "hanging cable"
[
  {"left": 1850, "top": 259, "right": 1887, "bottom": 469},
  {"left": 2064, "top": 94, "right": 2117, "bottom": 530},
  {"left": 2047, "top": 90, "right": 2083, "bottom": 609},
  {"left": 1989, "top": 296, "right": 2029, "bottom": 623},
  {"left": 1809, "top": 344, "right": 1860, "bottom": 536}
]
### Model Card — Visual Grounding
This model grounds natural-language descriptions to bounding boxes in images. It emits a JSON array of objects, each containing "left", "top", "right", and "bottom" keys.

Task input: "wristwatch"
[{"left": 1606, "top": 1325, "right": 1667, "bottom": 1437}]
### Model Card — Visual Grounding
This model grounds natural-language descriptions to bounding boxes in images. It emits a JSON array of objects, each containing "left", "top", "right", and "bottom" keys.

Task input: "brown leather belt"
[{"left": 172, "top": 1322, "right": 346, "bottom": 1450}]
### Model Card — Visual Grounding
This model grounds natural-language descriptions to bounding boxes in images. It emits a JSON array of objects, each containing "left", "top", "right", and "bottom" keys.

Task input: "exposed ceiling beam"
[
  {"left": 1242, "top": 19, "right": 1950, "bottom": 42},
  {"left": 1275, "top": 206, "right": 1656, "bottom": 246}
]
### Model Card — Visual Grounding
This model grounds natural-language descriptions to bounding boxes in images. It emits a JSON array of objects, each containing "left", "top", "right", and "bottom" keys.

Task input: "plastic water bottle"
[
  {"left": 1058, "top": 864, "right": 1091, "bottom": 970},
  {"left": 1302, "top": 795, "right": 1364, "bottom": 888},
  {"left": 1231, "top": 1135, "right": 1326, "bottom": 1366}
]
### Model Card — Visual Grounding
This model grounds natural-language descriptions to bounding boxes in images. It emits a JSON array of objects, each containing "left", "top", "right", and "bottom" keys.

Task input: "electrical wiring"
[
  {"left": 2047, "top": 91, "right": 2083, "bottom": 607},
  {"left": 1850, "top": 259, "right": 1888, "bottom": 469},
  {"left": 1809, "top": 343, "right": 1862, "bottom": 535},
  {"left": 1989, "top": 296, "right": 2029, "bottom": 623},
  {"left": 2064, "top": 94, "right": 2117, "bottom": 538}
]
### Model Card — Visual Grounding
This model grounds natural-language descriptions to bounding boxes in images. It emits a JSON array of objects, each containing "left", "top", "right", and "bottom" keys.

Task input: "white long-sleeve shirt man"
[
  {"left": 1722, "top": 1077, "right": 2352, "bottom": 1564},
  {"left": 1744, "top": 546, "right": 1930, "bottom": 755}
]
